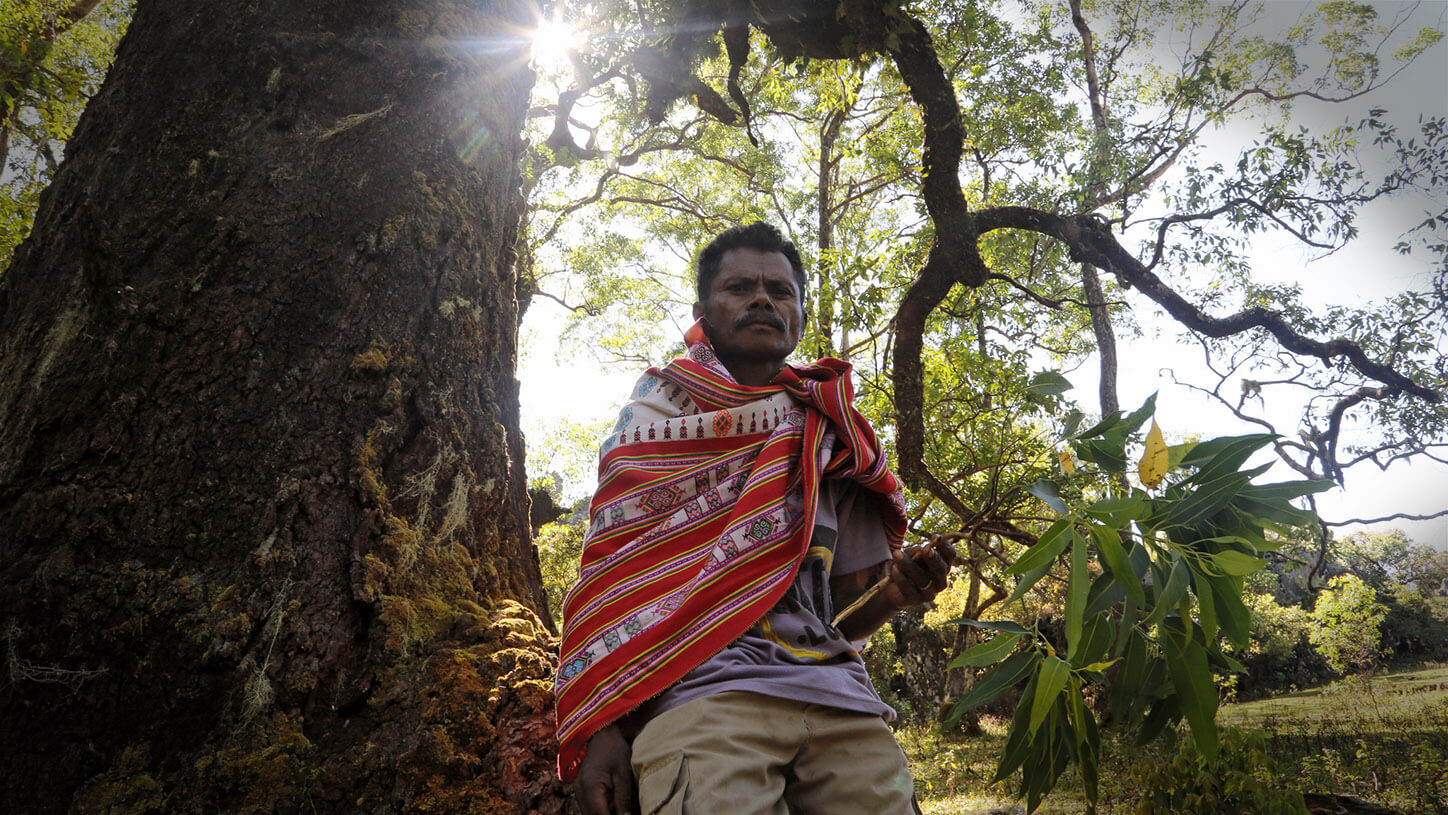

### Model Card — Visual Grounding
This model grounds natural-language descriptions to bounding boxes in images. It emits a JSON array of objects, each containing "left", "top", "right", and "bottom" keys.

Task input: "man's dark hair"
[{"left": 695, "top": 222, "right": 807, "bottom": 303}]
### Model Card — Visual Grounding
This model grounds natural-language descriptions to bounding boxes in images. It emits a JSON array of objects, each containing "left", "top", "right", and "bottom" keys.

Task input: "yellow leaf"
[
  {"left": 1138, "top": 419, "right": 1168, "bottom": 489},
  {"left": 1058, "top": 449, "right": 1075, "bottom": 475}
]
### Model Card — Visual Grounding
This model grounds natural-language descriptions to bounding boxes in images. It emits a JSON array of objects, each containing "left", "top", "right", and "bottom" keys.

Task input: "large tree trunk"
[{"left": 0, "top": 1, "right": 564, "bottom": 812}]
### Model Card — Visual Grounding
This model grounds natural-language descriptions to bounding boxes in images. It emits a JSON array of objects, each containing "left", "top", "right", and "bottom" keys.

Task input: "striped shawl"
[{"left": 554, "top": 321, "right": 906, "bottom": 780}]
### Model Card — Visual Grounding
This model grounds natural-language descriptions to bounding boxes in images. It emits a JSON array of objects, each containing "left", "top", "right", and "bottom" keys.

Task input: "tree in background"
[
  {"left": 1335, "top": 528, "right": 1447, "bottom": 592},
  {"left": 1231, "top": 589, "right": 1329, "bottom": 698},
  {"left": 1, "top": 0, "right": 132, "bottom": 267},
  {"left": 1310, "top": 573, "right": 1389, "bottom": 675}
]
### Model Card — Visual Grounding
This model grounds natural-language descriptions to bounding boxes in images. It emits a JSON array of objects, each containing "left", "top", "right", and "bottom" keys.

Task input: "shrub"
[
  {"left": 1379, "top": 585, "right": 1448, "bottom": 662},
  {"left": 1230, "top": 593, "right": 1330, "bottom": 698},
  {"left": 1131, "top": 726, "right": 1308, "bottom": 814},
  {"left": 1310, "top": 575, "right": 1388, "bottom": 675}
]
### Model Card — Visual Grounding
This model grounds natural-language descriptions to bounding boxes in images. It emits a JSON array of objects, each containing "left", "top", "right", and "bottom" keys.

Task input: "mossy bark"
[{"left": 0, "top": 1, "right": 564, "bottom": 812}]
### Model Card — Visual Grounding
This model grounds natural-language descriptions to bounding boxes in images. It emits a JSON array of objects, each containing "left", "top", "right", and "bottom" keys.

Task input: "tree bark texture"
[{"left": 0, "top": 1, "right": 563, "bottom": 812}]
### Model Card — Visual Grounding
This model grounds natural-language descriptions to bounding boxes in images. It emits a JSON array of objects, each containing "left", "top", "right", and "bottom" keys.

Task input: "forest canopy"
[{"left": 518, "top": 0, "right": 1447, "bottom": 542}]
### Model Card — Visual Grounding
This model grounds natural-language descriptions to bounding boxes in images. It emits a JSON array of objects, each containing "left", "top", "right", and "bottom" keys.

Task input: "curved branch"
[
  {"left": 1324, "top": 386, "right": 1396, "bottom": 485},
  {"left": 890, "top": 203, "right": 1440, "bottom": 491},
  {"left": 884, "top": 15, "right": 989, "bottom": 488},
  {"left": 970, "top": 206, "right": 1441, "bottom": 403},
  {"left": 1323, "top": 508, "right": 1448, "bottom": 526}
]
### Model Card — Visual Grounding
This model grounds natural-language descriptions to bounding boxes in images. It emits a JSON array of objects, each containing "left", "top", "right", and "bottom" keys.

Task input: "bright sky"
[{"left": 517, "top": 0, "right": 1448, "bottom": 548}]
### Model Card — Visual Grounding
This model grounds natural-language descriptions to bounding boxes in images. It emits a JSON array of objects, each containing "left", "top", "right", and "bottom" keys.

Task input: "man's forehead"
[{"left": 714, "top": 249, "right": 796, "bottom": 284}]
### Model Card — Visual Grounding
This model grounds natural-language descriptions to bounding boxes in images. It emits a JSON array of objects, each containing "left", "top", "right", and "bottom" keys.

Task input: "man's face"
[{"left": 693, "top": 248, "right": 805, "bottom": 375}]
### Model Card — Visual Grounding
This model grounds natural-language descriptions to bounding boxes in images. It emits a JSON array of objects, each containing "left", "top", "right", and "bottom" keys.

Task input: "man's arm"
[{"left": 830, "top": 540, "right": 956, "bottom": 642}]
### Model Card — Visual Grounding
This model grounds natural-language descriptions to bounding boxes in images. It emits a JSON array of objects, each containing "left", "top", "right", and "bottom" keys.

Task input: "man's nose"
[{"left": 747, "top": 284, "right": 776, "bottom": 310}]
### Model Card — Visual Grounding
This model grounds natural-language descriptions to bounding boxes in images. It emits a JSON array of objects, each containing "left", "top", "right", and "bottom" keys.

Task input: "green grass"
[
  {"left": 1221, "top": 665, "right": 1448, "bottom": 814},
  {"left": 1220, "top": 665, "right": 1448, "bottom": 728},
  {"left": 904, "top": 664, "right": 1448, "bottom": 814}
]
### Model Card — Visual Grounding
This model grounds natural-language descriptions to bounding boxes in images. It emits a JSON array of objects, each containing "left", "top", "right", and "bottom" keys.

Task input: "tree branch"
[
  {"left": 970, "top": 206, "right": 1441, "bottom": 403},
  {"left": 1323, "top": 508, "right": 1448, "bottom": 526}
]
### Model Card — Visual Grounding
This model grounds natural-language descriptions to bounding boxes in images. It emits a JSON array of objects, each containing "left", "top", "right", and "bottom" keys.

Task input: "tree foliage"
[
  {"left": 940, "top": 397, "right": 1331, "bottom": 808},
  {"left": 1309, "top": 573, "right": 1389, "bottom": 674},
  {"left": 0, "top": 0, "right": 131, "bottom": 269}
]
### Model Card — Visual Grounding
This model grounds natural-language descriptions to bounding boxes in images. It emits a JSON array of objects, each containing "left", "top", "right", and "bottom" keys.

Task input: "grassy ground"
[{"left": 903, "top": 664, "right": 1448, "bottom": 815}]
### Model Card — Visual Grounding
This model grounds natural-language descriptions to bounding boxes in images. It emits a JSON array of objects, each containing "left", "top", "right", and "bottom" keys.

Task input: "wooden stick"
[
  {"left": 832, "top": 536, "right": 955, "bottom": 627},
  {"left": 831, "top": 574, "right": 892, "bottom": 627}
]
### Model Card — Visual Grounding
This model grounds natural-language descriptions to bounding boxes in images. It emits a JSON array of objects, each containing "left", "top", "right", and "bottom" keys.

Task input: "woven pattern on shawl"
[{"left": 553, "top": 323, "right": 907, "bottom": 780}]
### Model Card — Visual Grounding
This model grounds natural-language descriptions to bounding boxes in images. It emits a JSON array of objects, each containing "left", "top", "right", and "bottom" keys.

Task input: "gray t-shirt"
[{"left": 639, "top": 478, "right": 896, "bottom": 723}]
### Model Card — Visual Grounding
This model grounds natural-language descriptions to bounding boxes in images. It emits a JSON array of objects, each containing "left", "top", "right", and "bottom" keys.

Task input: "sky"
[{"left": 517, "top": 0, "right": 1448, "bottom": 548}]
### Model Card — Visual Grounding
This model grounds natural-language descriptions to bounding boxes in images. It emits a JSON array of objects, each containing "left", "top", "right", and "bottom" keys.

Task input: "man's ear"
[{"left": 692, "top": 301, "right": 704, "bottom": 320}]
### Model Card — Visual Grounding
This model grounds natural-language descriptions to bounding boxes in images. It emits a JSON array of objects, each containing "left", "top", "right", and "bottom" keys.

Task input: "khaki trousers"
[{"left": 630, "top": 691, "right": 917, "bottom": 815}]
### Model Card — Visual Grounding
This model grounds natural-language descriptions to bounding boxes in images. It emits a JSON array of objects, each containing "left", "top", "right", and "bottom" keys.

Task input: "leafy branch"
[{"left": 943, "top": 396, "right": 1333, "bottom": 812}]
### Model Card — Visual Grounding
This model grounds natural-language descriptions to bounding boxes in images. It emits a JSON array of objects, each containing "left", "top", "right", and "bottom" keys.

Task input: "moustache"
[{"left": 735, "top": 312, "right": 785, "bottom": 331}]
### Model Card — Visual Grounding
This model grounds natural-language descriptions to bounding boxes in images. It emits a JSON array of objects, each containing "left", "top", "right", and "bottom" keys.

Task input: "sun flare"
[{"left": 530, "top": 17, "right": 578, "bottom": 74}]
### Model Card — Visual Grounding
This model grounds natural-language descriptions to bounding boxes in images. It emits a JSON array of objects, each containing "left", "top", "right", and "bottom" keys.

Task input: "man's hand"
[
  {"left": 572, "top": 724, "right": 639, "bottom": 815},
  {"left": 832, "top": 538, "right": 957, "bottom": 640},
  {"left": 882, "top": 538, "right": 957, "bottom": 610}
]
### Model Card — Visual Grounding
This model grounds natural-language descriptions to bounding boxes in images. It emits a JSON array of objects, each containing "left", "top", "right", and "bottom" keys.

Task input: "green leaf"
[
  {"left": 1027, "top": 478, "right": 1069, "bottom": 514},
  {"left": 1010, "top": 520, "right": 1072, "bottom": 575},
  {"left": 1210, "top": 549, "right": 1267, "bottom": 575},
  {"left": 1074, "top": 411, "right": 1124, "bottom": 441},
  {"left": 1075, "top": 437, "right": 1128, "bottom": 472},
  {"left": 1025, "top": 370, "right": 1073, "bottom": 396},
  {"left": 1120, "top": 392, "right": 1158, "bottom": 435},
  {"left": 1083, "top": 495, "right": 1149, "bottom": 526},
  {"left": 1068, "top": 677, "right": 1100, "bottom": 804},
  {"left": 1166, "top": 441, "right": 1198, "bottom": 470},
  {"left": 1235, "top": 496, "right": 1317, "bottom": 528},
  {"left": 1114, "top": 592, "right": 1139, "bottom": 659},
  {"left": 1109, "top": 632, "right": 1145, "bottom": 724},
  {"left": 1144, "top": 555, "right": 1189, "bottom": 629},
  {"left": 1232, "top": 479, "right": 1332, "bottom": 528},
  {"left": 1178, "top": 433, "right": 1275, "bottom": 470},
  {"left": 1061, "top": 409, "right": 1086, "bottom": 439},
  {"left": 995, "top": 673, "right": 1038, "bottom": 780},
  {"left": 1092, "top": 525, "right": 1145, "bottom": 605},
  {"left": 1075, "top": 615, "right": 1116, "bottom": 667},
  {"left": 1084, "top": 572, "right": 1126, "bottom": 618},
  {"left": 1212, "top": 577, "right": 1252, "bottom": 648},
  {"left": 1153, "top": 472, "right": 1251, "bottom": 531},
  {"left": 1065, "top": 532, "right": 1087, "bottom": 659},
  {"left": 1137, "top": 696, "right": 1182, "bottom": 745},
  {"left": 1211, "top": 648, "right": 1248, "bottom": 675},
  {"left": 1007, "top": 557, "right": 1054, "bottom": 605},
  {"left": 949, "top": 632, "right": 1023, "bottom": 669},
  {"left": 1183, "top": 433, "right": 1277, "bottom": 484},
  {"left": 1194, "top": 568, "right": 1218, "bottom": 641},
  {"left": 945, "top": 650, "right": 1041, "bottom": 727},
  {"left": 1163, "top": 634, "right": 1219, "bottom": 760},
  {"left": 1241, "top": 478, "right": 1335, "bottom": 501},
  {"left": 1030, "top": 655, "right": 1071, "bottom": 736}
]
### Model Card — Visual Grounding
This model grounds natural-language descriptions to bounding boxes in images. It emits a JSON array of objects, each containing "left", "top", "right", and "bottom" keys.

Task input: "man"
[{"left": 554, "top": 223, "right": 954, "bottom": 814}]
